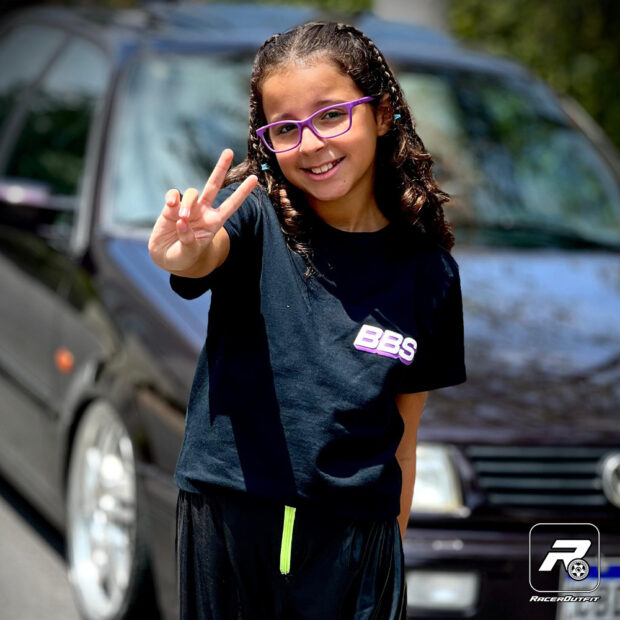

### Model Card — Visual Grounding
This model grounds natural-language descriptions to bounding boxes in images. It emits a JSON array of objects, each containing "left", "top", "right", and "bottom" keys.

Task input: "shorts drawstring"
[{"left": 279, "top": 505, "right": 296, "bottom": 575}]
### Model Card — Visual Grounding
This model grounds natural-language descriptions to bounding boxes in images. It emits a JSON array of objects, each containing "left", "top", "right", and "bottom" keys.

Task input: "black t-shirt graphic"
[{"left": 170, "top": 184, "right": 466, "bottom": 520}]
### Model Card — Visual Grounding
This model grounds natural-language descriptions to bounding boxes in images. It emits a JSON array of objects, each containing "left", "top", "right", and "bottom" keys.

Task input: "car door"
[
  {"left": 0, "top": 27, "right": 110, "bottom": 511},
  {"left": 0, "top": 20, "right": 69, "bottom": 498}
]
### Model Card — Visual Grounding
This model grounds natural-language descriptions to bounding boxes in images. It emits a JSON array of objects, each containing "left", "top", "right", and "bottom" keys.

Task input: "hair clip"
[
  {"left": 393, "top": 113, "right": 401, "bottom": 120},
  {"left": 261, "top": 163, "right": 270, "bottom": 171}
]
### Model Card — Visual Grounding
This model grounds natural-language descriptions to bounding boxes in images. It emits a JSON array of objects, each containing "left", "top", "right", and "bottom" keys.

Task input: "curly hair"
[{"left": 225, "top": 21, "right": 455, "bottom": 275}]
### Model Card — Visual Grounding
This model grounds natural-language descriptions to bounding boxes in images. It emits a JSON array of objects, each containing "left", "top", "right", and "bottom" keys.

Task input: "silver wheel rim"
[{"left": 67, "top": 404, "right": 137, "bottom": 619}]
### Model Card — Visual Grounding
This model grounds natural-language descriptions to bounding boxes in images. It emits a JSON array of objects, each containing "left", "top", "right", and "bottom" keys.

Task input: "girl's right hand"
[{"left": 148, "top": 149, "right": 258, "bottom": 274}]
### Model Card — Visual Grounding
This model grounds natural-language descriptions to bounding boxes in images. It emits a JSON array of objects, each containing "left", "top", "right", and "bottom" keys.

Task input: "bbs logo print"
[{"left": 353, "top": 324, "right": 417, "bottom": 365}]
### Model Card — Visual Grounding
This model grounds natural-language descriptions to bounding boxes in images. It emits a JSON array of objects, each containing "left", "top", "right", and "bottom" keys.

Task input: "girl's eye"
[
  {"left": 320, "top": 108, "right": 346, "bottom": 121},
  {"left": 276, "top": 123, "right": 297, "bottom": 135}
]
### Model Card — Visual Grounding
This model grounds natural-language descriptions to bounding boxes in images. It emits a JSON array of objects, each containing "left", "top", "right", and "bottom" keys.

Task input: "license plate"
[{"left": 556, "top": 558, "right": 620, "bottom": 620}]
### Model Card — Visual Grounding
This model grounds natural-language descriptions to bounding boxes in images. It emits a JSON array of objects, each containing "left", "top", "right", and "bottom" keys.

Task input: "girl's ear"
[{"left": 375, "top": 94, "right": 393, "bottom": 137}]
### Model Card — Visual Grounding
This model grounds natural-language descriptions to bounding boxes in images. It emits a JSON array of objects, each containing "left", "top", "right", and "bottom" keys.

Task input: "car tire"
[{"left": 66, "top": 400, "right": 159, "bottom": 620}]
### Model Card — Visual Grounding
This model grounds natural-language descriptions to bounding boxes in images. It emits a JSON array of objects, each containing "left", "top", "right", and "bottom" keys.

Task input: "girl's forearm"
[
  {"left": 397, "top": 454, "right": 416, "bottom": 540},
  {"left": 394, "top": 393, "right": 426, "bottom": 541}
]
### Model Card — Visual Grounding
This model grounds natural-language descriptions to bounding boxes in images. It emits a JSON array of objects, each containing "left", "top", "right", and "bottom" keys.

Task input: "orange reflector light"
[{"left": 55, "top": 348, "right": 75, "bottom": 373}]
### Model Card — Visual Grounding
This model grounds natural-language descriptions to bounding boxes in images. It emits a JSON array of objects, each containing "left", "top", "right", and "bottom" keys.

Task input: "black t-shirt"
[{"left": 170, "top": 184, "right": 466, "bottom": 520}]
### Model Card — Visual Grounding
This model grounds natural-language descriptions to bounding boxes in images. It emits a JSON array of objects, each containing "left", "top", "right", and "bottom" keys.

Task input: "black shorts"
[{"left": 175, "top": 486, "right": 407, "bottom": 620}]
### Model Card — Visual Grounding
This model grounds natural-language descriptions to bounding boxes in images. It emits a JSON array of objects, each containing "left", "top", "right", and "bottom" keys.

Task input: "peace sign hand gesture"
[{"left": 148, "top": 149, "right": 258, "bottom": 276}]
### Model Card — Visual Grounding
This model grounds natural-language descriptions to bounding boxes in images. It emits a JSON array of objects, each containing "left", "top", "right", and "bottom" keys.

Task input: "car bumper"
[{"left": 403, "top": 526, "right": 620, "bottom": 619}]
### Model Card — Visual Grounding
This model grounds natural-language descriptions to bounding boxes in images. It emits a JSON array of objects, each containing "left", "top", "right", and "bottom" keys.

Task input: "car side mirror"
[{"left": 0, "top": 178, "right": 76, "bottom": 249}]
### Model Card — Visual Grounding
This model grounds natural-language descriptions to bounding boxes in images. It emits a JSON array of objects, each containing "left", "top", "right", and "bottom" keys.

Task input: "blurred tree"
[{"left": 447, "top": 0, "right": 620, "bottom": 150}]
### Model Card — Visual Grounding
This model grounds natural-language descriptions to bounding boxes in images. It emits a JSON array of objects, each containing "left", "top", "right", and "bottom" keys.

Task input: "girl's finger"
[
  {"left": 198, "top": 149, "right": 234, "bottom": 207},
  {"left": 161, "top": 188, "right": 183, "bottom": 220},
  {"left": 176, "top": 216, "right": 198, "bottom": 246},
  {"left": 166, "top": 188, "right": 182, "bottom": 206},
  {"left": 215, "top": 174, "right": 259, "bottom": 222},
  {"left": 179, "top": 188, "right": 199, "bottom": 219}
]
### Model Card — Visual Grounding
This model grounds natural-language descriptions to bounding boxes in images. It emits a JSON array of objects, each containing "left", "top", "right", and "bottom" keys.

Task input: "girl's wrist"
[
  {"left": 169, "top": 254, "right": 212, "bottom": 278},
  {"left": 170, "top": 231, "right": 228, "bottom": 279}
]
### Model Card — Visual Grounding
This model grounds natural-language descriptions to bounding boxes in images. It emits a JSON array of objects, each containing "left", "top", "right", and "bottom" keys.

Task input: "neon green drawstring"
[{"left": 279, "top": 505, "right": 296, "bottom": 575}]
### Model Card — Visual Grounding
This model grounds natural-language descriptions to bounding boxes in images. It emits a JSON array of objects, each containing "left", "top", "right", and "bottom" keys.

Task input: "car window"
[
  {"left": 400, "top": 71, "right": 620, "bottom": 248},
  {"left": 104, "top": 53, "right": 251, "bottom": 228},
  {"left": 2, "top": 36, "right": 109, "bottom": 201},
  {"left": 0, "top": 24, "right": 66, "bottom": 135}
]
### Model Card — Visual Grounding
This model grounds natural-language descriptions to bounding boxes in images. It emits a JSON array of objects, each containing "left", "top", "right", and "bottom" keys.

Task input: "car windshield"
[
  {"left": 105, "top": 53, "right": 620, "bottom": 248},
  {"left": 104, "top": 53, "right": 251, "bottom": 229},
  {"left": 398, "top": 69, "right": 620, "bottom": 248}
]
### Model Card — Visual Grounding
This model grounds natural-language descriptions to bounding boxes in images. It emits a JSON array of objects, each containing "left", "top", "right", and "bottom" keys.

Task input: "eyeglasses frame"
[{"left": 256, "top": 96, "right": 376, "bottom": 154}]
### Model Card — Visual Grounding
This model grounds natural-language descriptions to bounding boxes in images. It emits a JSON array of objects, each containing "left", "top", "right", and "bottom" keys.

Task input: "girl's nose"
[{"left": 298, "top": 126, "right": 326, "bottom": 153}]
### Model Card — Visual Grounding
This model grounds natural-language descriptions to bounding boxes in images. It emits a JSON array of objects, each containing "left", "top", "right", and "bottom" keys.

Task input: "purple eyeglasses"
[{"left": 256, "top": 96, "right": 375, "bottom": 153}]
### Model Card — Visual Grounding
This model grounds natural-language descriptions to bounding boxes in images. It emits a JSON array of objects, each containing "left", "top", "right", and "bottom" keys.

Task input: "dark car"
[{"left": 0, "top": 4, "right": 618, "bottom": 620}]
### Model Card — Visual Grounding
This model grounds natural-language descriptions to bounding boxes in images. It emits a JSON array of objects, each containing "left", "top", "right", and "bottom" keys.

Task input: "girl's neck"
[{"left": 307, "top": 191, "right": 389, "bottom": 233}]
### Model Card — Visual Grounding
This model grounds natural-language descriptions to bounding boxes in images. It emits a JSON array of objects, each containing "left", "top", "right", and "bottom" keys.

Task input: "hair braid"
[{"left": 348, "top": 25, "right": 454, "bottom": 249}]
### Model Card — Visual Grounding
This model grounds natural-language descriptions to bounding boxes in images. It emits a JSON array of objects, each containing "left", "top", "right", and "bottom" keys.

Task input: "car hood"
[
  {"left": 103, "top": 236, "right": 210, "bottom": 345},
  {"left": 421, "top": 247, "right": 620, "bottom": 445}
]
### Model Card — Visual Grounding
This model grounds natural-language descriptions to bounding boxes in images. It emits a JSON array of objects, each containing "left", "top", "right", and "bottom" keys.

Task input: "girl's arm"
[{"left": 395, "top": 391, "right": 428, "bottom": 540}]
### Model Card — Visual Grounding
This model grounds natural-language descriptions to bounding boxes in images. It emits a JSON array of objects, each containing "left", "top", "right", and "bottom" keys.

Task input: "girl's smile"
[
  {"left": 260, "top": 60, "right": 392, "bottom": 230},
  {"left": 301, "top": 156, "right": 345, "bottom": 178}
]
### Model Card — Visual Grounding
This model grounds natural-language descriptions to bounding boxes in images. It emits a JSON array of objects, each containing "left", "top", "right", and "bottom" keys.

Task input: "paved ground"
[{"left": 0, "top": 475, "right": 80, "bottom": 620}]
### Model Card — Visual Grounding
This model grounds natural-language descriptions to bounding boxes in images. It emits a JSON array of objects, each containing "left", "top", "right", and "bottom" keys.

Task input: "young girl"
[{"left": 149, "top": 21, "right": 466, "bottom": 620}]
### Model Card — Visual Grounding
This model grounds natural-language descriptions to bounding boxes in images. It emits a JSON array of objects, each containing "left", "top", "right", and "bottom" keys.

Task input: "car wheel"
[{"left": 66, "top": 400, "right": 157, "bottom": 620}]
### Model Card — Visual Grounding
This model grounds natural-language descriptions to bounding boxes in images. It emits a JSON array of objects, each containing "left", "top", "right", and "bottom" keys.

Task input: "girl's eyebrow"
[{"left": 269, "top": 98, "right": 346, "bottom": 122}]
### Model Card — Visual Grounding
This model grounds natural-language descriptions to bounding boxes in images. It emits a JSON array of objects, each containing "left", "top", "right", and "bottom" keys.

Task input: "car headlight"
[{"left": 411, "top": 443, "right": 469, "bottom": 517}]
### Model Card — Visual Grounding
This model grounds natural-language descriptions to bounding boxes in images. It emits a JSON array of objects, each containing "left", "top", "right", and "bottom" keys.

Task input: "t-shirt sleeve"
[
  {"left": 169, "top": 183, "right": 263, "bottom": 300},
  {"left": 396, "top": 253, "right": 467, "bottom": 393}
]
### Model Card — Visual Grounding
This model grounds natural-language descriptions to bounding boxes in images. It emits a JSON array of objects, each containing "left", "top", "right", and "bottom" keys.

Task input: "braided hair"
[{"left": 226, "top": 21, "right": 455, "bottom": 276}]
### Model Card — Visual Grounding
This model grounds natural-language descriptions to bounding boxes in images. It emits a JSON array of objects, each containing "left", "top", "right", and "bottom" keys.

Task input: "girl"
[{"left": 149, "top": 21, "right": 466, "bottom": 620}]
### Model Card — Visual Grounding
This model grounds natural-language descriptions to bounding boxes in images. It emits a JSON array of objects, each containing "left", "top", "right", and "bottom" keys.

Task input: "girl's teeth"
[{"left": 310, "top": 160, "right": 336, "bottom": 174}]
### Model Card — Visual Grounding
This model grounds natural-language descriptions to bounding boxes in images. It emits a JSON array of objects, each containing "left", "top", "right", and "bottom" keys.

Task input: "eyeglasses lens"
[{"left": 267, "top": 105, "right": 351, "bottom": 152}]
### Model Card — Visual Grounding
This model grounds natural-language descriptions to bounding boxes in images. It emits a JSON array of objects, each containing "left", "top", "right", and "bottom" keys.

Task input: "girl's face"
[{"left": 260, "top": 60, "right": 391, "bottom": 215}]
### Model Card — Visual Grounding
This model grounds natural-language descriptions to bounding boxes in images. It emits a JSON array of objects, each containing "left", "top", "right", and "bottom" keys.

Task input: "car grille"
[{"left": 465, "top": 445, "right": 613, "bottom": 507}]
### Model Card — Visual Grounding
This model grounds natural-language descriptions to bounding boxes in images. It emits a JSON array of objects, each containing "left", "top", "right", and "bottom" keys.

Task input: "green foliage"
[{"left": 447, "top": 0, "right": 620, "bottom": 150}]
